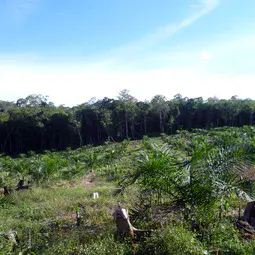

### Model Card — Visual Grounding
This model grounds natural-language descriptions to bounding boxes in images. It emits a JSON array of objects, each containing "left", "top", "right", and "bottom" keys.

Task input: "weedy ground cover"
[{"left": 1, "top": 127, "right": 255, "bottom": 254}]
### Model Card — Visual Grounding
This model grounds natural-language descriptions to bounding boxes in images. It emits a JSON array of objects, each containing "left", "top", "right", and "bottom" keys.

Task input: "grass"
[{"left": 0, "top": 179, "right": 136, "bottom": 254}]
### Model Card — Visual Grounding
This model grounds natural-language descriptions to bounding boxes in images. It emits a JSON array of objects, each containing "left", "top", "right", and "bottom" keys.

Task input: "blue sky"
[{"left": 0, "top": 0, "right": 255, "bottom": 106}]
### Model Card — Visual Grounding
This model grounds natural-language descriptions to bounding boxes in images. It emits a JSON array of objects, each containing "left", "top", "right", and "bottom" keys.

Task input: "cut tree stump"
[
  {"left": 244, "top": 201, "right": 255, "bottom": 227},
  {"left": 87, "top": 170, "right": 96, "bottom": 183},
  {"left": 15, "top": 180, "right": 31, "bottom": 191},
  {"left": 113, "top": 206, "right": 154, "bottom": 241},
  {"left": 0, "top": 186, "right": 10, "bottom": 196}
]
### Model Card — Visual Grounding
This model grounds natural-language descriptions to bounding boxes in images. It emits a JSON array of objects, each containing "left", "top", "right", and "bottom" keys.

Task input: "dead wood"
[{"left": 15, "top": 179, "right": 31, "bottom": 191}]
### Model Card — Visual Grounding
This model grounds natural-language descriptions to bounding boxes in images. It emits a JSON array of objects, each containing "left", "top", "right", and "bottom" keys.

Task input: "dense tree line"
[{"left": 0, "top": 91, "right": 255, "bottom": 154}]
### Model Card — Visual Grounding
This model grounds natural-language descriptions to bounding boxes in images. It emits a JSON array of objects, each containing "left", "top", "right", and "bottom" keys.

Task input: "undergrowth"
[{"left": 1, "top": 127, "right": 255, "bottom": 254}]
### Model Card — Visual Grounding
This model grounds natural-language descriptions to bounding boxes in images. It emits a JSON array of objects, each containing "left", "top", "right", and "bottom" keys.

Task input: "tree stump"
[
  {"left": 15, "top": 180, "right": 31, "bottom": 191},
  {"left": 113, "top": 206, "right": 154, "bottom": 242},
  {"left": 244, "top": 201, "right": 255, "bottom": 227},
  {"left": 87, "top": 170, "right": 96, "bottom": 183}
]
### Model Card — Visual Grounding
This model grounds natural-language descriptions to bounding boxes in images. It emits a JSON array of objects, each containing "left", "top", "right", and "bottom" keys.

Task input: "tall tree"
[
  {"left": 117, "top": 90, "right": 137, "bottom": 138},
  {"left": 151, "top": 95, "right": 169, "bottom": 133},
  {"left": 137, "top": 101, "right": 151, "bottom": 135}
]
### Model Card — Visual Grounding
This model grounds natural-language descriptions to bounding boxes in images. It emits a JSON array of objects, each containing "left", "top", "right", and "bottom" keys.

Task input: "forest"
[{"left": 1, "top": 90, "right": 255, "bottom": 154}]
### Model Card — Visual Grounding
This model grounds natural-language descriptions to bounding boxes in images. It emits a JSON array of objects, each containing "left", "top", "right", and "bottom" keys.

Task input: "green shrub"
[
  {"left": 204, "top": 221, "right": 255, "bottom": 255},
  {"left": 140, "top": 225, "right": 206, "bottom": 255}
]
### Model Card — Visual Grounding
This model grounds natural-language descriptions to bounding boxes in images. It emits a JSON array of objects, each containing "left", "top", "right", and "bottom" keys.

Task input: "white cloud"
[
  {"left": 0, "top": 0, "right": 225, "bottom": 106},
  {"left": 201, "top": 51, "right": 212, "bottom": 61},
  {"left": 1, "top": 63, "right": 255, "bottom": 106},
  {"left": 94, "top": 0, "right": 219, "bottom": 63}
]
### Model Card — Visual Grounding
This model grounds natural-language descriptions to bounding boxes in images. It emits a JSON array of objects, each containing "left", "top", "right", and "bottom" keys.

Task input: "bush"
[
  {"left": 140, "top": 225, "right": 206, "bottom": 255},
  {"left": 204, "top": 221, "right": 255, "bottom": 255}
]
